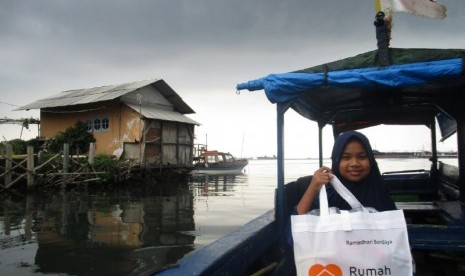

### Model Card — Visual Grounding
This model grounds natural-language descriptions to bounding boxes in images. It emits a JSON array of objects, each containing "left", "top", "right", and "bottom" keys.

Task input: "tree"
[{"left": 47, "top": 121, "right": 96, "bottom": 154}]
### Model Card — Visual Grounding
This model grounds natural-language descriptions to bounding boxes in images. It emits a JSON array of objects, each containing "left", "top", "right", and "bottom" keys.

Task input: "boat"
[
  {"left": 257, "top": 155, "right": 277, "bottom": 160},
  {"left": 191, "top": 149, "right": 248, "bottom": 175},
  {"left": 156, "top": 14, "right": 465, "bottom": 275}
]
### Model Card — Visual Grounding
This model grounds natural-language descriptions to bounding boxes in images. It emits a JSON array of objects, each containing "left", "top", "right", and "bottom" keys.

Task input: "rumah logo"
[{"left": 308, "top": 264, "right": 342, "bottom": 276}]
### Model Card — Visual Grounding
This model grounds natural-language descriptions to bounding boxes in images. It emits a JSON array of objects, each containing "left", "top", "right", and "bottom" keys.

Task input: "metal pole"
[
  {"left": 276, "top": 103, "right": 289, "bottom": 249},
  {"left": 374, "top": 11, "right": 390, "bottom": 66},
  {"left": 456, "top": 116, "right": 465, "bottom": 203},
  {"left": 318, "top": 124, "right": 324, "bottom": 167},
  {"left": 430, "top": 118, "right": 438, "bottom": 170}
]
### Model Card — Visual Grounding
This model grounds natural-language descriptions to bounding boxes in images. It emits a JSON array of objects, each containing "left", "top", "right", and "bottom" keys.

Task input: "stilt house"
[{"left": 17, "top": 79, "right": 199, "bottom": 168}]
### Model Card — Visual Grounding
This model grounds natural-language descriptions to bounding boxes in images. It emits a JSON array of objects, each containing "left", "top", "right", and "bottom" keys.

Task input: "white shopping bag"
[{"left": 291, "top": 176, "right": 413, "bottom": 276}]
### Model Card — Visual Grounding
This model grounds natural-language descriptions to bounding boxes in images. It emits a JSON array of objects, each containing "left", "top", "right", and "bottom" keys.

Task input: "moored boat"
[{"left": 191, "top": 149, "right": 248, "bottom": 175}]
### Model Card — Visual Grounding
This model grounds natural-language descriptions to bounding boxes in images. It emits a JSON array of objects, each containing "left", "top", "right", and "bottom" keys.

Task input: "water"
[{"left": 0, "top": 158, "right": 453, "bottom": 275}]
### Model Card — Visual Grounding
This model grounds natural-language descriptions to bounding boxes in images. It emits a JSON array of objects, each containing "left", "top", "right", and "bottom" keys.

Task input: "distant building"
[{"left": 17, "top": 79, "right": 199, "bottom": 168}]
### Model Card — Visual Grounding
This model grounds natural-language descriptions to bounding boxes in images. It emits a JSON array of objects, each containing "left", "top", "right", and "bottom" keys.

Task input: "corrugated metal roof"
[
  {"left": 126, "top": 103, "right": 199, "bottom": 125},
  {"left": 17, "top": 79, "right": 195, "bottom": 114}
]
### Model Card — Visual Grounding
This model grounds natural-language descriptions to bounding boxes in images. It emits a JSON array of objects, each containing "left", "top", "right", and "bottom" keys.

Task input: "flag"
[{"left": 376, "top": 0, "right": 447, "bottom": 19}]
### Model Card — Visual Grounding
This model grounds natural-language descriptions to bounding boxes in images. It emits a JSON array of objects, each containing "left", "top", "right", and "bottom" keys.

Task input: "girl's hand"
[
  {"left": 309, "top": 166, "right": 332, "bottom": 191},
  {"left": 296, "top": 166, "right": 333, "bottom": 215}
]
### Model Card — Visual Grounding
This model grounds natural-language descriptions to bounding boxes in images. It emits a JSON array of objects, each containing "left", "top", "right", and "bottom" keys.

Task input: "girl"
[{"left": 296, "top": 130, "right": 396, "bottom": 214}]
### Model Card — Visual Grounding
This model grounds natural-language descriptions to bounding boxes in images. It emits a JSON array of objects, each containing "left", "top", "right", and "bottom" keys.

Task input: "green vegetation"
[
  {"left": 0, "top": 137, "right": 44, "bottom": 155},
  {"left": 1, "top": 121, "right": 95, "bottom": 156},
  {"left": 0, "top": 122, "right": 139, "bottom": 185},
  {"left": 47, "top": 121, "right": 96, "bottom": 154},
  {"left": 92, "top": 154, "right": 119, "bottom": 183}
]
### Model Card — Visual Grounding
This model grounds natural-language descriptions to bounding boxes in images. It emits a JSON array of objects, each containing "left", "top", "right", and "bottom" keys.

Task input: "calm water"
[{"left": 0, "top": 158, "right": 454, "bottom": 275}]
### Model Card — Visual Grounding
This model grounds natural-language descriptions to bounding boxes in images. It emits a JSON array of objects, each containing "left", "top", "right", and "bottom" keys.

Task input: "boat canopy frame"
[
  {"left": 157, "top": 47, "right": 465, "bottom": 276},
  {"left": 237, "top": 47, "right": 465, "bottom": 248}
]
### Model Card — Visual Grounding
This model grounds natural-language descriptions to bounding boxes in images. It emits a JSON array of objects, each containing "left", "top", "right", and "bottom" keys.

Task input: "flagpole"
[{"left": 374, "top": 11, "right": 390, "bottom": 66}]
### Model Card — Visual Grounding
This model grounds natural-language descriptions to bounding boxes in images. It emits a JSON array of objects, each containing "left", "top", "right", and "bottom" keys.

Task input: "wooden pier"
[{"left": 0, "top": 142, "right": 107, "bottom": 192}]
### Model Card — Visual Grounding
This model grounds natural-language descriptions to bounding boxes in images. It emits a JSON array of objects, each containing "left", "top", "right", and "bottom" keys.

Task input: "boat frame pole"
[
  {"left": 318, "top": 124, "right": 324, "bottom": 167},
  {"left": 456, "top": 115, "right": 465, "bottom": 203},
  {"left": 276, "top": 102, "right": 290, "bottom": 249},
  {"left": 430, "top": 118, "right": 438, "bottom": 172}
]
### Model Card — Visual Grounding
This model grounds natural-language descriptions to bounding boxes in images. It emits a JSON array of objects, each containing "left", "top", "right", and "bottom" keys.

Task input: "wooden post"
[
  {"left": 25, "top": 195, "right": 33, "bottom": 239},
  {"left": 88, "top": 142, "right": 95, "bottom": 165},
  {"left": 37, "top": 149, "right": 43, "bottom": 164},
  {"left": 27, "top": 146, "right": 34, "bottom": 190},
  {"left": 63, "top": 143, "right": 69, "bottom": 173},
  {"left": 3, "top": 199, "right": 10, "bottom": 235},
  {"left": 5, "top": 144, "right": 12, "bottom": 187},
  {"left": 60, "top": 190, "right": 68, "bottom": 235}
]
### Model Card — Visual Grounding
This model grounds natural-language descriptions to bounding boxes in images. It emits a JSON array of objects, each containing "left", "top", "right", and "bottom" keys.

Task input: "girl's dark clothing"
[
  {"left": 288, "top": 131, "right": 396, "bottom": 246},
  {"left": 314, "top": 131, "right": 396, "bottom": 212}
]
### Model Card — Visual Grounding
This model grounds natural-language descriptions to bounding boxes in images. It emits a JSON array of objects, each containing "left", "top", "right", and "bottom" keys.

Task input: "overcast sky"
[{"left": 1, "top": 0, "right": 464, "bottom": 158}]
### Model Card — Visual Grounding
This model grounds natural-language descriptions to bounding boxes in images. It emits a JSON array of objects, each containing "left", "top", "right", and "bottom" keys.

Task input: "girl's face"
[{"left": 339, "top": 139, "right": 371, "bottom": 182}]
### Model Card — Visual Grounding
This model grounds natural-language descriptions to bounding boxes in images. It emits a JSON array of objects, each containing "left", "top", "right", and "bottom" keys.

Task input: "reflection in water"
[
  {"left": 190, "top": 174, "right": 246, "bottom": 197},
  {"left": 0, "top": 173, "right": 253, "bottom": 275},
  {"left": 0, "top": 181, "right": 199, "bottom": 275},
  {"left": 186, "top": 173, "right": 253, "bottom": 249},
  {"left": 0, "top": 159, "right": 439, "bottom": 274}
]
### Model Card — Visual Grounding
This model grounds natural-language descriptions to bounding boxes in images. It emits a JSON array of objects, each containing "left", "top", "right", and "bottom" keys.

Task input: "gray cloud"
[{"left": 1, "top": 0, "right": 463, "bottom": 155}]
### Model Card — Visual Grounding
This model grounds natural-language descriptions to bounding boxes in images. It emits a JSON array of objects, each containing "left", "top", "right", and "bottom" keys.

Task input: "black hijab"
[{"left": 324, "top": 131, "right": 396, "bottom": 211}]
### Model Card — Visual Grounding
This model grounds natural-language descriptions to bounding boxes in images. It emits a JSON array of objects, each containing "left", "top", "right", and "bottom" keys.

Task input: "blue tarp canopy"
[{"left": 237, "top": 48, "right": 465, "bottom": 139}]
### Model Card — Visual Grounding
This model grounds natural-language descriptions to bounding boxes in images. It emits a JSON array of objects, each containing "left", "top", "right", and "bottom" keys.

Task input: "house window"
[
  {"left": 101, "top": 118, "right": 109, "bottom": 130},
  {"left": 94, "top": 119, "right": 101, "bottom": 131},
  {"left": 87, "top": 116, "right": 109, "bottom": 132}
]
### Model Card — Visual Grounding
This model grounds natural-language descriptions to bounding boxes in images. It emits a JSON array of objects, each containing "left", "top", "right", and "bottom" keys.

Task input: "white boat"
[{"left": 191, "top": 150, "right": 248, "bottom": 175}]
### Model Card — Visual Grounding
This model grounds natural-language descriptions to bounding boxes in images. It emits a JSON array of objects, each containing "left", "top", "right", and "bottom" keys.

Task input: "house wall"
[
  {"left": 141, "top": 120, "right": 194, "bottom": 167},
  {"left": 161, "top": 121, "right": 193, "bottom": 166},
  {"left": 40, "top": 100, "right": 144, "bottom": 155},
  {"left": 40, "top": 100, "right": 194, "bottom": 167}
]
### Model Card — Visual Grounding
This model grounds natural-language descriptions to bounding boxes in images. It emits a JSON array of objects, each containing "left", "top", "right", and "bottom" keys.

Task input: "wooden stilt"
[
  {"left": 88, "top": 142, "right": 95, "bottom": 165},
  {"left": 63, "top": 143, "right": 69, "bottom": 173},
  {"left": 27, "top": 146, "right": 34, "bottom": 190},
  {"left": 5, "top": 144, "right": 12, "bottom": 187}
]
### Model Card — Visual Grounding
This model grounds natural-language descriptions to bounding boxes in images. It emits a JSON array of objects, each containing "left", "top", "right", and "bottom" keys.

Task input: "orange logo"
[{"left": 309, "top": 264, "right": 342, "bottom": 276}]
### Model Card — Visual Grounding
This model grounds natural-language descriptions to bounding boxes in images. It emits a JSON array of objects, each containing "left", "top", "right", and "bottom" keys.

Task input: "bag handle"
[{"left": 319, "top": 174, "right": 365, "bottom": 217}]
